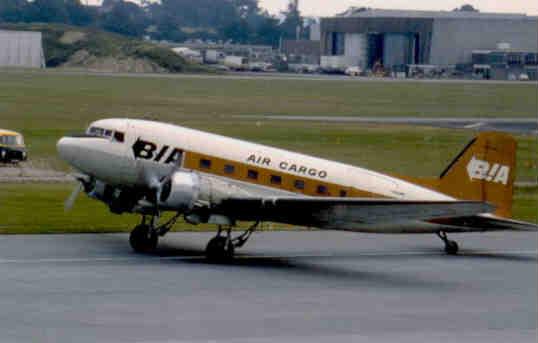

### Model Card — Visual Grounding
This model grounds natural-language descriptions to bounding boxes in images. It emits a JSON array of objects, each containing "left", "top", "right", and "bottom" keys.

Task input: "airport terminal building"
[{"left": 319, "top": 9, "right": 538, "bottom": 75}]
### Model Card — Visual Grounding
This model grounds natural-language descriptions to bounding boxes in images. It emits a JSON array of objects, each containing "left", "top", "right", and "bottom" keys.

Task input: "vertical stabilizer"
[{"left": 437, "top": 132, "right": 517, "bottom": 218}]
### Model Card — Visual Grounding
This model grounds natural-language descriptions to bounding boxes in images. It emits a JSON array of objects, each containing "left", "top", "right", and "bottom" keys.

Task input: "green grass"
[
  {"left": 0, "top": 71, "right": 536, "bottom": 233},
  {"left": 0, "top": 71, "right": 536, "bottom": 176}
]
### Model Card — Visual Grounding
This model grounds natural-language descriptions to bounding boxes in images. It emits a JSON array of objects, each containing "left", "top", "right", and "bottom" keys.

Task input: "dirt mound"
[
  {"left": 61, "top": 49, "right": 167, "bottom": 73},
  {"left": 59, "top": 31, "right": 86, "bottom": 44}
]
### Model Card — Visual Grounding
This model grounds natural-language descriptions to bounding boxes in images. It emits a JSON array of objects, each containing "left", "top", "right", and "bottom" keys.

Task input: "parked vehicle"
[
  {"left": 224, "top": 56, "right": 248, "bottom": 70},
  {"left": 345, "top": 66, "right": 363, "bottom": 76},
  {"left": 0, "top": 129, "right": 27, "bottom": 163}
]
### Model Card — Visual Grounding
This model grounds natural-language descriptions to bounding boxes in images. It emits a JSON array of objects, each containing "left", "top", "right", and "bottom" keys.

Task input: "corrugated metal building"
[
  {"left": 0, "top": 30, "right": 45, "bottom": 68},
  {"left": 320, "top": 9, "right": 538, "bottom": 71}
]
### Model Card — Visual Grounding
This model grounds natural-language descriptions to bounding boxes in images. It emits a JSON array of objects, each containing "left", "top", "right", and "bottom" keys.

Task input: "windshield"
[
  {"left": 87, "top": 126, "right": 125, "bottom": 143},
  {"left": 0, "top": 135, "right": 23, "bottom": 146}
]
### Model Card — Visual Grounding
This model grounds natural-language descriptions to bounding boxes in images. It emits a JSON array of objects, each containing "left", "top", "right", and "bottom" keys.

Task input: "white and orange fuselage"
[{"left": 57, "top": 118, "right": 530, "bottom": 234}]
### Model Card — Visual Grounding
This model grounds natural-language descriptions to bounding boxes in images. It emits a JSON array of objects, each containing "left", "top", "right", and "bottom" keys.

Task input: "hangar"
[
  {"left": 0, "top": 30, "right": 45, "bottom": 68},
  {"left": 319, "top": 9, "right": 538, "bottom": 71}
]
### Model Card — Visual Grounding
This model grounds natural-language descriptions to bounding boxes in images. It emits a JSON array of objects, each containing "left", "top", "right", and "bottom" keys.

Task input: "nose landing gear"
[
  {"left": 129, "top": 223, "right": 158, "bottom": 253},
  {"left": 437, "top": 231, "right": 459, "bottom": 255}
]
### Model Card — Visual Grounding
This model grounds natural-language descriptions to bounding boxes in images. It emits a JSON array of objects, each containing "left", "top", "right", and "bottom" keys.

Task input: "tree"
[
  {"left": 254, "top": 15, "right": 280, "bottom": 46},
  {"left": 0, "top": 0, "right": 28, "bottom": 22},
  {"left": 101, "top": 0, "right": 148, "bottom": 37},
  {"left": 453, "top": 4, "right": 479, "bottom": 12},
  {"left": 223, "top": 19, "right": 250, "bottom": 44},
  {"left": 65, "top": 0, "right": 95, "bottom": 26},
  {"left": 280, "top": 0, "right": 303, "bottom": 40},
  {"left": 27, "top": 0, "right": 70, "bottom": 23}
]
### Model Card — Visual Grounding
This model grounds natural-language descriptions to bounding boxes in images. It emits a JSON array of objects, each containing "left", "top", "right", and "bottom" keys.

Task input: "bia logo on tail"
[{"left": 466, "top": 156, "right": 510, "bottom": 185}]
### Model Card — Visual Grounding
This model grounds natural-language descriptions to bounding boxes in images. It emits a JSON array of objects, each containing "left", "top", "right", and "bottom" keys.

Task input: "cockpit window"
[
  {"left": 88, "top": 126, "right": 125, "bottom": 143},
  {"left": 88, "top": 127, "right": 104, "bottom": 136}
]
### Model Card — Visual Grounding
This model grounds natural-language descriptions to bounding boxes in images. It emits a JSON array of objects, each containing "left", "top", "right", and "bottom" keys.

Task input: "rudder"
[{"left": 436, "top": 132, "right": 517, "bottom": 218}]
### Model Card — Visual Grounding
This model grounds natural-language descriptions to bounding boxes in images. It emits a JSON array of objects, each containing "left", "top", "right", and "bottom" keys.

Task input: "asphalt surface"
[
  {"left": 5, "top": 69, "right": 537, "bottom": 85},
  {"left": 0, "top": 231, "right": 536, "bottom": 343},
  {"left": 238, "top": 115, "right": 538, "bottom": 135}
]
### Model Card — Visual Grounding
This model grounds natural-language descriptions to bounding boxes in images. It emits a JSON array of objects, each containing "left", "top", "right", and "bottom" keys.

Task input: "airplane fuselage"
[{"left": 58, "top": 119, "right": 453, "bottom": 204}]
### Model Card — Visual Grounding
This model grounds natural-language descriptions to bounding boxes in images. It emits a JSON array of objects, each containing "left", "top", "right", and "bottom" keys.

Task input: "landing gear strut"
[
  {"left": 129, "top": 213, "right": 181, "bottom": 253},
  {"left": 437, "top": 231, "right": 459, "bottom": 255},
  {"left": 205, "top": 221, "right": 260, "bottom": 261}
]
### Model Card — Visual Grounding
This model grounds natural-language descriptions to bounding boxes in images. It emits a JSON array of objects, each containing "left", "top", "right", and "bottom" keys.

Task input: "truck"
[
  {"left": 224, "top": 56, "right": 247, "bottom": 71},
  {"left": 0, "top": 129, "right": 27, "bottom": 164}
]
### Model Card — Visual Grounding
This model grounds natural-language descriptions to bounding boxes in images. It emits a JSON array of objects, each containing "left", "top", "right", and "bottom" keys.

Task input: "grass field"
[{"left": 0, "top": 71, "right": 536, "bottom": 233}]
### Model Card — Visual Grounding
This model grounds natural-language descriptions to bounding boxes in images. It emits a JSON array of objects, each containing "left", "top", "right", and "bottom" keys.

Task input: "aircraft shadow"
[
  {"left": 151, "top": 242, "right": 461, "bottom": 290},
  {"left": 112, "top": 237, "right": 536, "bottom": 290},
  {"left": 412, "top": 247, "right": 537, "bottom": 263}
]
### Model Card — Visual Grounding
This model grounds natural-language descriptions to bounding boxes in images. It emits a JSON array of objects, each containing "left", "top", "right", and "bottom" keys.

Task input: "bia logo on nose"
[
  {"left": 466, "top": 156, "right": 510, "bottom": 185},
  {"left": 132, "top": 138, "right": 183, "bottom": 164}
]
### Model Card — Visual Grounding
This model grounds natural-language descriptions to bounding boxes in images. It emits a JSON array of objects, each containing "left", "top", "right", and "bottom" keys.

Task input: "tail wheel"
[{"left": 445, "top": 240, "right": 459, "bottom": 255}]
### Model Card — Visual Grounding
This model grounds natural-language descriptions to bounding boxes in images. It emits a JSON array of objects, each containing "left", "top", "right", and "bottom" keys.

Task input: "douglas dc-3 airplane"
[{"left": 57, "top": 119, "right": 538, "bottom": 260}]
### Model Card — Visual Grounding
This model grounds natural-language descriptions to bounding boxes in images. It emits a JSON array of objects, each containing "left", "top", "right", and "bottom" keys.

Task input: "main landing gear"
[
  {"left": 129, "top": 214, "right": 259, "bottom": 261},
  {"left": 129, "top": 213, "right": 181, "bottom": 253},
  {"left": 205, "top": 221, "right": 260, "bottom": 261},
  {"left": 436, "top": 230, "right": 459, "bottom": 255}
]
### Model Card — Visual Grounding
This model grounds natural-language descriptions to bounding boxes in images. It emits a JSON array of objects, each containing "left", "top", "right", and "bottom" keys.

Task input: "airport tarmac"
[
  {"left": 238, "top": 115, "right": 538, "bottom": 135},
  {"left": 5, "top": 69, "right": 537, "bottom": 85},
  {"left": 0, "top": 231, "right": 536, "bottom": 343}
]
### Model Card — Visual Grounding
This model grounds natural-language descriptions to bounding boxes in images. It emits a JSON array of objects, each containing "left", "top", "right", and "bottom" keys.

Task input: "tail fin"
[{"left": 436, "top": 132, "right": 517, "bottom": 218}]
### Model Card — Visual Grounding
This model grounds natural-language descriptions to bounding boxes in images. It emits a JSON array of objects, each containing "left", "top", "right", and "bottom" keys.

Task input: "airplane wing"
[
  {"left": 435, "top": 214, "right": 538, "bottom": 232},
  {"left": 213, "top": 197, "right": 493, "bottom": 229}
]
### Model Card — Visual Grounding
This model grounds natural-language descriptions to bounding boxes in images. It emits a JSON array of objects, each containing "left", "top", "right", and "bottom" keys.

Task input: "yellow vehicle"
[{"left": 0, "top": 129, "right": 27, "bottom": 163}]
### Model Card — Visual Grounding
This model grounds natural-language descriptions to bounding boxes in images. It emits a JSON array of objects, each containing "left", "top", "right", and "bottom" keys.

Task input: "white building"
[{"left": 0, "top": 30, "right": 45, "bottom": 68}]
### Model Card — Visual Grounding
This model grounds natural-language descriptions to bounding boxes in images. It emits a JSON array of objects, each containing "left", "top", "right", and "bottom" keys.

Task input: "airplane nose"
[{"left": 57, "top": 137, "right": 79, "bottom": 164}]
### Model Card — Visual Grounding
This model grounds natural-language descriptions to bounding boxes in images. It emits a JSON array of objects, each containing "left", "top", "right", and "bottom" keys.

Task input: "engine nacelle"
[
  {"left": 87, "top": 180, "right": 142, "bottom": 214},
  {"left": 159, "top": 171, "right": 200, "bottom": 211},
  {"left": 157, "top": 171, "right": 253, "bottom": 214}
]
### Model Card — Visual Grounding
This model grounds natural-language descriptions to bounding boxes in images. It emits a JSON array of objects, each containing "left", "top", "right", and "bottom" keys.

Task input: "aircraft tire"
[
  {"left": 445, "top": 240, "right": 459, "bottom": 255},
  {"left": 205, "top": 236, "right": 234, "bottom": 261},
  {"left": 129, "top": 224, "right": 158, "bottom": 253}
]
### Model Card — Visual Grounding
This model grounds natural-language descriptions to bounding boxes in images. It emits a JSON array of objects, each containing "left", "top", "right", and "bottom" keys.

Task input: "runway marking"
[
  {"left": 0, "top": 250, "right": 535, "bottom": 264},
  {"left": 464, "top": 122, "right": 486, "bottom": 129}
]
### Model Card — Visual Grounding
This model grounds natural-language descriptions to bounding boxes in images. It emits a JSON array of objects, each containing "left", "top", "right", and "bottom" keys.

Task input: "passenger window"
[
  {"left": 224, "top": 164, "right": 235, "bottom": 174},
  {"left": 294, "top": 180, "right": 305, "bottom": 190},
  {"left": 104, "top": 130, "right": 113, "bottom": 137},
  {"left": 200, "top": 159, "right": 211, "bottom": 169},
  {"left": 340, "top": 190, "right": 347, "bottom": 197},
  {"left": 247, "top": 169, "right": 258, "bottom": 180},
  {"left": 114, "top": 131, "right": 125, "bottom": 142},
  {"left": 317, "top": 185, "right": 328, "bottom": 195},
  {"left": 270, "top": 175, "right": 282, "bottom": 185}
]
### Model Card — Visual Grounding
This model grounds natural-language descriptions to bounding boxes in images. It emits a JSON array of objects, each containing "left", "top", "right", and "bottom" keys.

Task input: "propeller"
[
  {"left": 64, "top": 174, "right": 93, "bottom": 212},
  {"left": 147, "top": 156, "right": 183, "bottom": 211},
  {"left": 64, "top": 182, "right": 83, "bottom": 212}
]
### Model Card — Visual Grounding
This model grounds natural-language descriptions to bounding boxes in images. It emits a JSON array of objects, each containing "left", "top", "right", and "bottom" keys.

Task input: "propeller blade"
[{"left": 64, "top": 182, "right": 83, "bottom": 212}]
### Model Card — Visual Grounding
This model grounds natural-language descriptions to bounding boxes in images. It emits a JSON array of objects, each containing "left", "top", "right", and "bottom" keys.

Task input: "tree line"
[{"left": 0, "top": 0, "right": 307, "bottom": 46}]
